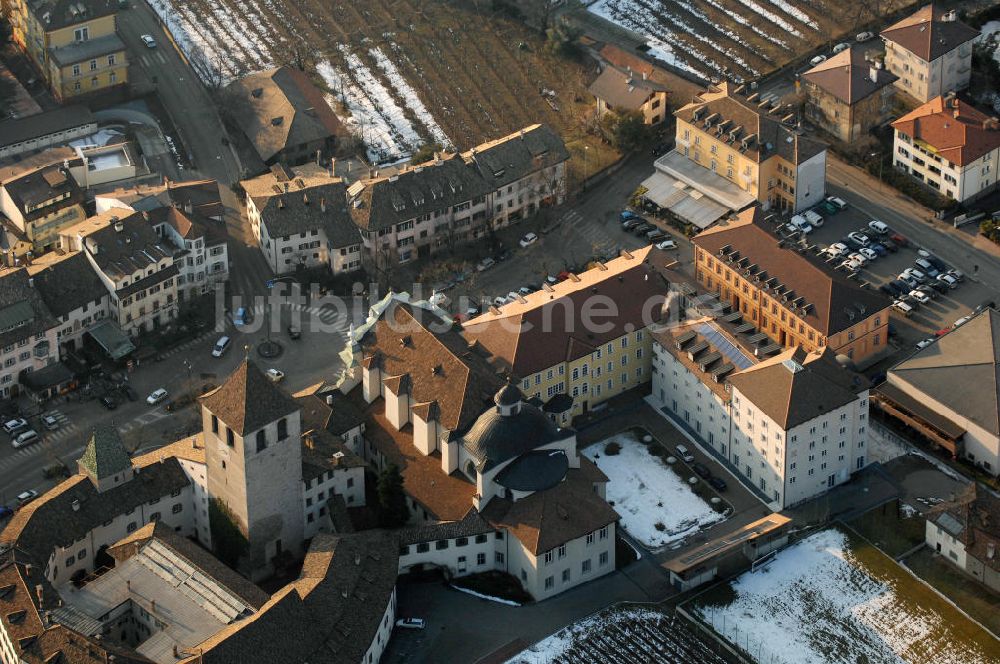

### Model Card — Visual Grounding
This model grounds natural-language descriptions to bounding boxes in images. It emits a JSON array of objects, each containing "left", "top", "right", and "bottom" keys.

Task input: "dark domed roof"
[
  {"left": 495, "top": 450, "right": 569, "bottom": 492},
  {"left": 495, "top": 382, "right": 523, "bottom": 407},
  {"left": 463, "top": 402, "right": 567, "bottom": 472}
]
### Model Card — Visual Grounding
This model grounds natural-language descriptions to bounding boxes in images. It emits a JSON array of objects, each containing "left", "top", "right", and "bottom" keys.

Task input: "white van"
[
  {"left": 803, "top": 209, "right": 824, "bottom": 227},
  {"left": 868, "top": 220, "right": 889, "bottom": 235},
  {"left": 892, "top": 300, "right": 914, "bottom": 317},
  {"left": 212, "top": 336, "right": 231, "bottom": 357}
]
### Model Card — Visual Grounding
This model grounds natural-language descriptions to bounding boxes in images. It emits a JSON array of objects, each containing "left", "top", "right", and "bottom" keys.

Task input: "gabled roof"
[
  {"left": 892, "top": 96, "right": 1000, "bottom": 167},
  {"left": 461, "top": 246, "right": 669, "bottom": 377},
  {"left": 1, "top": 161, "right": 82, "bottom": 222},
  {"left": 675, "top": 82, "right": 826, "bottom": 165},
  {"left": 692, "top": 208, "right": 891, "bottom": 336},
  {"left": 926, "top": 483, "right": 1000, "bottom": 571},
  {"left": 0, "top": 268, "right": 58, "bottom": 350},
  {"left": 462, "top": 124, "right": 570, "bottom": 191},
  {"left": 24, "top": 0, "right": 117, "bottom": 32},
  {"left": 294, "top": 384, "right": 366, "bottom": 436},
  {"left": 802, "top": 48, "right": 897, "bottom": 105},
  {"left": 588, "top": 65, "right": 668, "bottom": 110},
  {"left": 26, "top": 251, "right": 107, "bottom": 320},
  {"left": 60, "top": 210, "right": 173, "bottom": 281},
  {"left": 77, "top": 424, "right": 130, "bottom": 480},
  {"left": 889, "top": 308, "right": 1000, "bottom": 436},
  {"left": 0, "top": 105, "right": 95, "bottom": 151},
  {"left": 726, "top": 346, "right": 866, "bottom": 429},
  {"left": 200, "top": 359, "right": 300, "bottom": 436},
  {"left": 881, "top": 4, "right": 979, "bottom": 61},
  {"left": 224, "top": 67, "right": 343, "bottom": 163}
]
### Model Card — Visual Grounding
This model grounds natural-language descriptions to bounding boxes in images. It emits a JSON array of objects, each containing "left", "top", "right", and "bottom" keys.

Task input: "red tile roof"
[{"left": 892, "top": 96, "right": 1000, "bottom": 167}]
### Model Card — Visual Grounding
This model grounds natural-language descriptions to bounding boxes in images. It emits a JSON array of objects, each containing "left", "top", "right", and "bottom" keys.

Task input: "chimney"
[
  {"left": 330, "top": 157, "right": 337, "bottom": 176},
  {"left": 283, "top": 182, "right": 289, "bottom": 193},
  {"left": 183, "top": 200, "right": 193, "bottom": 214},
  {"left": 303, "top": 192, "right": 310, "bottom": 206},
  {"left": 151, "top": 600, "right": 156, "bottom": 613},
  {"left": 27, "top": 277, "right": 33, "bottom": 288},
  {"left": 278, "top": 197, "right": 284, "bottom": 209},
  {"left": 642, "top": 70, "right": 647, "bottom": 80},
  {"left": 870, "top": 66, "right": 878, "bottom": 83},
  {"left": 320, "top": 197, "right": 326, "bottom": 213},
  {"left": 71, "top": 498, "right": 80, "bottom": 511},
  {"left": 35, "top": 584, "right": 43, "bottom": 609},
  {"left": 326, "top": 394, "right": 335, "bottom": 406},
  {"left": 24, "top": 564, "right": 32, "bottom": 576}
]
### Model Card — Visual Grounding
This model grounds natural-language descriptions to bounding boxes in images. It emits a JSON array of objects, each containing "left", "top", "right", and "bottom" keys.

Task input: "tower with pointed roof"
[
  {"left": 77, "top": 425, "right": 134, "bottom": 492},
  {"left": 199, "top": 358, "right": 304, "bottom": 579}
]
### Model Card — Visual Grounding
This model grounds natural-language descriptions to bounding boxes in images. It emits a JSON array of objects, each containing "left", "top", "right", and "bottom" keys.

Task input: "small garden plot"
[
  {"left": 584, "top": 432, "right": 726, "bottom": 549},
  {"left": 507, "top": 606, "right": 729, "bottom": 664},
  {"left": 688, "top": 527, "right": 1000, "bottom": 664}
]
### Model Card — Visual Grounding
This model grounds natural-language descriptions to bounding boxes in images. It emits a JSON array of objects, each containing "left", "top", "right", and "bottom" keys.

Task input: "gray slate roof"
[
  {"left": 462, "top": 399, "right": 569, "bottom": 472},
  {"left": 296, "top": 388, "right": 365, "bottom": 436},
  {"left": 588, "top": 65, "right": 668, "bottom": 110},
  {"left": 0, "top": 268, "right": 58, "bottom": 350},
  {"left": 0, "top": 105, "right": 95, "bottom": 150},
  {"left": 78, "top": 425, "right": 130, "bottom": 480},
  {"left": 24, "top": 0, "right": 116, "bottom": 32},
  {"left": 200, "top": 359, "right": 301, "bottom": 436},
  {"left": 29, "top": 251, "right": 107, "bottom": 320},
  {"left": 464, "top": 123, "right": 569, "bottom": 191},
  {"left": 889, "top": 308, "right": 1000, "bottom": 436},
  {"left": 48, "top": 33, "right": 124, "bottom": 67},
  {"left": 495, "top": 449, "right": 569, "bottom": 492}
]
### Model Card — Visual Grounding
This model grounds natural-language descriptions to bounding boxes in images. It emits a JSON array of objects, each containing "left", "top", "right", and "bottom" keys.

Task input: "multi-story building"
[
  {"left": 9, "top": 0, "right": 128, "bottom": 101},
  {"left": 0, "top": 105, "right": 96, "bottom": 160},
  {"left": 0, "top": 157, "right": 85, "bottom": 253},
  {"left": 873, "top": 307, "right": 1000, "bottom": 476},
  {"left": 26, "top": 249, "right": 110, "bottom": 355},
  {"left": 242, "top": 163, "right": 361, "bottom": 275},
  {"left": 348, "top": 124, "right": 568, "bottom": 267},
  {"left": 881, "top": 5, "right": 978, "bottom": 103},
  {"left": 60, "top": 210, "right": 179, "bottom": 335},
  {"left": 650, "top": 316, "right": 870, "bottom": 509},
  {"left": 674, "top": 82, "right": 827, "bottom": 213},
  {"left": 348, "top": 293, "right": 618, "bottom": 600},
  {"left": 892, "top": 94, "right": 1000, "bottom": 202},
  {"left": 461, "top": 246, "right": 669, "bottom": 422},
  {"left": 801, "top": 48, "right": 897, "bottom": 143},
  {"left": 0, "top": 267, "right": 59, "bottom": 398},
  {"left": 692, "top": 207, "right": 891, "bottom": 364},
  {"left": 589, "top": 64, "right": 669, "bottom": 125},
  {"left": 925, "top": 484, "right": 1000, "bottom": 592}
]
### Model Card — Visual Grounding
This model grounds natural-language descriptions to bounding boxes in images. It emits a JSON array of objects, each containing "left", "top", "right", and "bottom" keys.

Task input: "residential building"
[
  {"left": 873, "top": 308, "right": 1000, "bottom": 475},
  {"left": 588, "top": 64, "right": 669, "bottom": 125},
  {"left": 347, "top": 124, "right": 568, "bottom": 267},
  {"left": 96, "top": 178, "right": 226, "bottom": 221},
  {"left": 801, "top": 48, "right": 897, "bottom": 142},
  {"left": 242, "top": 163, "right": 360, "bottom": 275},
  {"left": 461, "top": 246, "right": 669, "bottom": 421},
  {"left": 0, "top": 267, "right": 59, "bottom": 398},
  {"left": 348, "top": 293, "right": 618, "bottom": 600},
  {"left": 891, "top": 94, "right": 1000, "bottom": 202},
  {"left": 925, "top": 484, "right": 1000, "bottom": 592},
  {"left": 26, "top": 249, "right": 110, "bottom": 355},
  {"left": 0, "top": 105, "right": 96, "bottom": 159},
  {"left": 881, "top": 5, "right": 978, "bottom": 103},
  {"left": 692, "top": 207, "right": 891, "bottom": 364},
  {"left": 9, "top": 0, "right": 128, "bottom": 101},
  {"left": 650, "top": 316, "right": 870, "bottom": 509},
  {"left": 674, "top": 82, "right": 827, "bottom": 212},
  {"left": 60, "top": 210, "right": 179, "bottom": 335},
  {"left": 224, "top": 66, "right": 343, "bottom": 168},
  {"left": 0, "top": 158, "right": 85, "bottom": 253}
]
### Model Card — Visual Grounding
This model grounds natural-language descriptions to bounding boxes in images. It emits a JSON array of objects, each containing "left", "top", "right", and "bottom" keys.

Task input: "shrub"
[
  {"left": 654, "top": 522, "right": 666, "bottom": 532},
  {"left": 605, "top": 441, "right": 622, "bottom": 455}
]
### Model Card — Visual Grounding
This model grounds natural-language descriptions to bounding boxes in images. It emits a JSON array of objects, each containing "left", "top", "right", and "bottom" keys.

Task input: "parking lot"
[{"left": 769, "top": 201, "right": 996, "bottom": 352}]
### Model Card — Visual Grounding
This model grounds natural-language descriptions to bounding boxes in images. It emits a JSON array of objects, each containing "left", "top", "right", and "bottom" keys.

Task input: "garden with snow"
[
  {"left": 584, "top": 432, "right": 727, "bottom": 550},
  {"left": 688, "top": 527, "right": 1000, "bottom": 664}
]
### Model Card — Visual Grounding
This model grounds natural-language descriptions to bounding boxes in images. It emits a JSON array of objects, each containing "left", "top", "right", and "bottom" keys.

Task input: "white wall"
[
  {"left": 925, "top": 519, "right": 967, "bottom": 568},
  {"left": 361, "top": 587, "right": 396, "bottom": 664},
  {"left": 794, "top": 150, "right": 826, "bottom": 212}
]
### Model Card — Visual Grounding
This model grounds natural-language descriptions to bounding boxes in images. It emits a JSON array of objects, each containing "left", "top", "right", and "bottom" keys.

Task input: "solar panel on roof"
[{"left": 696, "top": 323, "right": 754, "bottom": 369}]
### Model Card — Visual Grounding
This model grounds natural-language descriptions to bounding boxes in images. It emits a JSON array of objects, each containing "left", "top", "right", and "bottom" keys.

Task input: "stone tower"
[{"left": 199, "top": 358, "right": 304, "bottom": 580}]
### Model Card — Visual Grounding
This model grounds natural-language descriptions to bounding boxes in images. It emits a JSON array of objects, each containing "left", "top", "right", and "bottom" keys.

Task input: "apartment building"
[
  {"left": 349, "top": 293, "right": 618, "bottom": 601},
  {"left": 692, "top": 207, "right": 891, "bottom": 364},
  {"left": 589, "top": 64, "right": 669, "bottom": 125},
  {"left": 26, "top": 249, "right": 110, "bottom": 354},
  {"left": 801, "top": 49, "right": 897, "bottom": 143},
  {"left": 60, "top": 211, "right": 179, "bottom": 335},
  {"left": 242, "top": 163, "right": 361, "bottom": 275},
  {"left": 0, "top": 268, "right": 59, "bottom": 398},
  {"left": 0, "top": 157, "right": 85, "bottom": 252},
  {"left": 925, "top": 485, "right": 1000, "bottom": 592},
  {"left": 892, "top": 95, "right": 1000, "bottom": 202},
  {"left": 461, "top": 246, "right": 669, "bottom": 422},
  {"left": 348, "top": 124, "right": 568, "bottom": 267},
  {"left": 881, "top": 5, "right": 978, "bottom": 103},
  {"left": 675, "top": 82, "right": 827, "bottom": 213},
  {"left": 650, "top": 317, "right": 870, "bottom": 509},
  {"left": 9, "top": 0, "right": 127, "bottom": 101}
]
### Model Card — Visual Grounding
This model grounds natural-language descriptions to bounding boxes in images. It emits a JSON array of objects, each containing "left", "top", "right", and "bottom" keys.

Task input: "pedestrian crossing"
[
  {"left": 139, "top": 52, "right": 168, "bottom": 68},
  {"left": 557, "top": 209, "right": 617, "bottom": 256},
  {"left": 243, "top": 301, "right": 353, "bottom": 332}
]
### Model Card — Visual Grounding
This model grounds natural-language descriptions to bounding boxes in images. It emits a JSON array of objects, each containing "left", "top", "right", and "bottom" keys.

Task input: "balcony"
[{"left": 32, "top": 342, "right": 49, "bottom": 359}]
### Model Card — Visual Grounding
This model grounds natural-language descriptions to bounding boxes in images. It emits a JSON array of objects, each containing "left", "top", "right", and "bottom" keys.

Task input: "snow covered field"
[
  {"left": 584, "top": 432, "right": 726, "bottom": 549},
  {"left": 689, "top": 528, "right": 1000, "bottom": 664},
  {"left": 507, "top": 607, "right": 729, "bottom": 664}
]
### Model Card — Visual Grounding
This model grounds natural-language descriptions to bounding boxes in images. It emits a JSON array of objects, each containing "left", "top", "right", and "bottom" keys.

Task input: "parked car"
[
  {"left": 825, "top": 242, "right": 848, "bottom": 258},
  {"left": 692, "top": 462, "right": 711, "bottom": 478},
  {"left": 476, "top": 257, "right": 496, "bottom": 272},
  {"left": 916, "top": 338, "right": 935, "bottom": 350},
  {"left": 12, "top": 430, "right": 39, "bottom": 449},
  {"left": 655, "top": 239, "right": 677, "bottom": 250},
  {"left": 41, "top": 414, "right": 60, "bottom": 431},
  {"left": 892, "top": 300, "right": 914, "bottom": 316},
  {"left": 146, "top": 388, "right": 169, "bottom": 405},
  {"left": 492, "top": 296, "right": 508, "bottom": 307},
  {"left": 889, "top": 280, "right": 912, "bottom": 296},
  {"left": 878, "top": 283, "right": 897, "bottom": 297},
  {"left": 856, "top": 31, "right": 875, "bottom": 42},
  {"left": 213, "top": 336, "right": 232, "bottom": 357},
  {"left": 901, "top": 267, "right": 926, "bottom": 283},
  {"left": 708, "top": 476, "right": 728, "bottom": 492},
  {"left": 518, "top": 286, "right": 533, "bottom": 296},
  {"left": 287, "top": 325, "right": 301, "bottom": 340},
  {"left": 140, "top": 34, "right": 157, "bottom": 48},
  {"left": 809, "top": 54, "right": 827, "bottom": 66},
  {"left": 832, "top": 42, "right": 850, "bottom": 53},
  {"left": 826, "top": 196, "right": 848, "bottom": 210},
  {"left": 0, "top": 506, "right": 13, "bottom": 520},
  {"left": 622, "top": 218, "right": 644, "bottom": 230},
  {"left": 868, "top": 220, "right": 889, "bottom": 235},
  {"left": 518, "top": 232, "right": 538, "bottom": 248},
  {"left": 890, "top": 233, "right": 909, "bottom": 247},
  {"left": 2, "top": 418, "right": 27, "bottom": 435},
  {"left": 674, "top": 444, "right": 695, "bottom": 463},
  {"left": 803, "top": 209, "right": 823, "bottom": 227},
  {"left": 914, "top": 258, "right": 940, "bottom": 278},
  {"left": 100, "top": 395, "right": 118, "bottom": 410},
  {"left": 646, "top": 229, "right": 667, "bottom": 242},
  {"left": 954, "top": 314, "right": 973, "bottom": 328},
  {"left": 868, "top": 243, "right": 887, "bottom": 257},
  {"left": 976, "top": 300, "right": 996, "bottom": 313},
  {"left": 847, "top": 231, "right": 870, "bottom": 246},
  {"left": 915, "top": 285, "right": 937, "bottom": 300},
  {"left": 620, "top": 210, "right": 639, "bottom": 222},
  {"left": 929, "top": 280, "right": 951, "bottom": 295},
  {"left": 847, "top": 252, "right": 868, "bottom": 267},
  {"left": 947, "top": 268, "right": 965, "bottom": 282},
  {"left": 234, "top": 307, "right": 252, "bottom": 327},
  {"left": 839, "top": 257, "right": 862, "bottom": 272},
  {"left": 633, "top": 223, "right": 655, "bottom": 234},
  {"left": 265, "top": 368, "right": 285, "bottom": 383},
  {"left": 880, "top": 238, "right": 899, "bottom": 253},
  {"left": 859, "top": 247, "right": 878, "bottom": 262},
  {"left": 936, "top": 273, "right": 958, "bottom": 289},
  {"left": 909, "top": 289, "right": 931, "bottom": 304},
  {"left": 396, "top": 618, "right": 426, "bottom": 630},
  {"left": 16, "top": 490, "right": 38, "bottom": 506},
  {"left": 925, "top": 255, "right": 948, "bottom": 272}
]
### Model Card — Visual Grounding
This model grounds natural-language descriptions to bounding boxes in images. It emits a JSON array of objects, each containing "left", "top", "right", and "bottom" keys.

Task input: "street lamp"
[{"left": 869, "top": 151, "right": 883, "bottom": 193}]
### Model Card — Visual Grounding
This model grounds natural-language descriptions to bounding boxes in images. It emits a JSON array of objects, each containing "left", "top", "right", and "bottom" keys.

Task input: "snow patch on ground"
[
  {"left": 899, "top": 502, "right": 919, "bottom": 518},
  {"left": 369, "top": 47, "right": 452, "bottom": 149},
  {"left": 506, "top": 608, "right": 667, "bottom": 663},
  {"left": 450, "top": 585, "right": 521, "bottom": 606},
  {"left": 692, "top": 528, "right": 998, "bottom": 664},
  {"left": 584, "top": 432, "right": 725, "bottom": 549},
  {"left": 68, "top": 128, "right": 123, "bottom": 148},
  {"left": 765, "top": 0, "right": 818, "bottom": 30},
  {"left": 978, "top": 21, "right": 1000, "bottom": 66}
]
